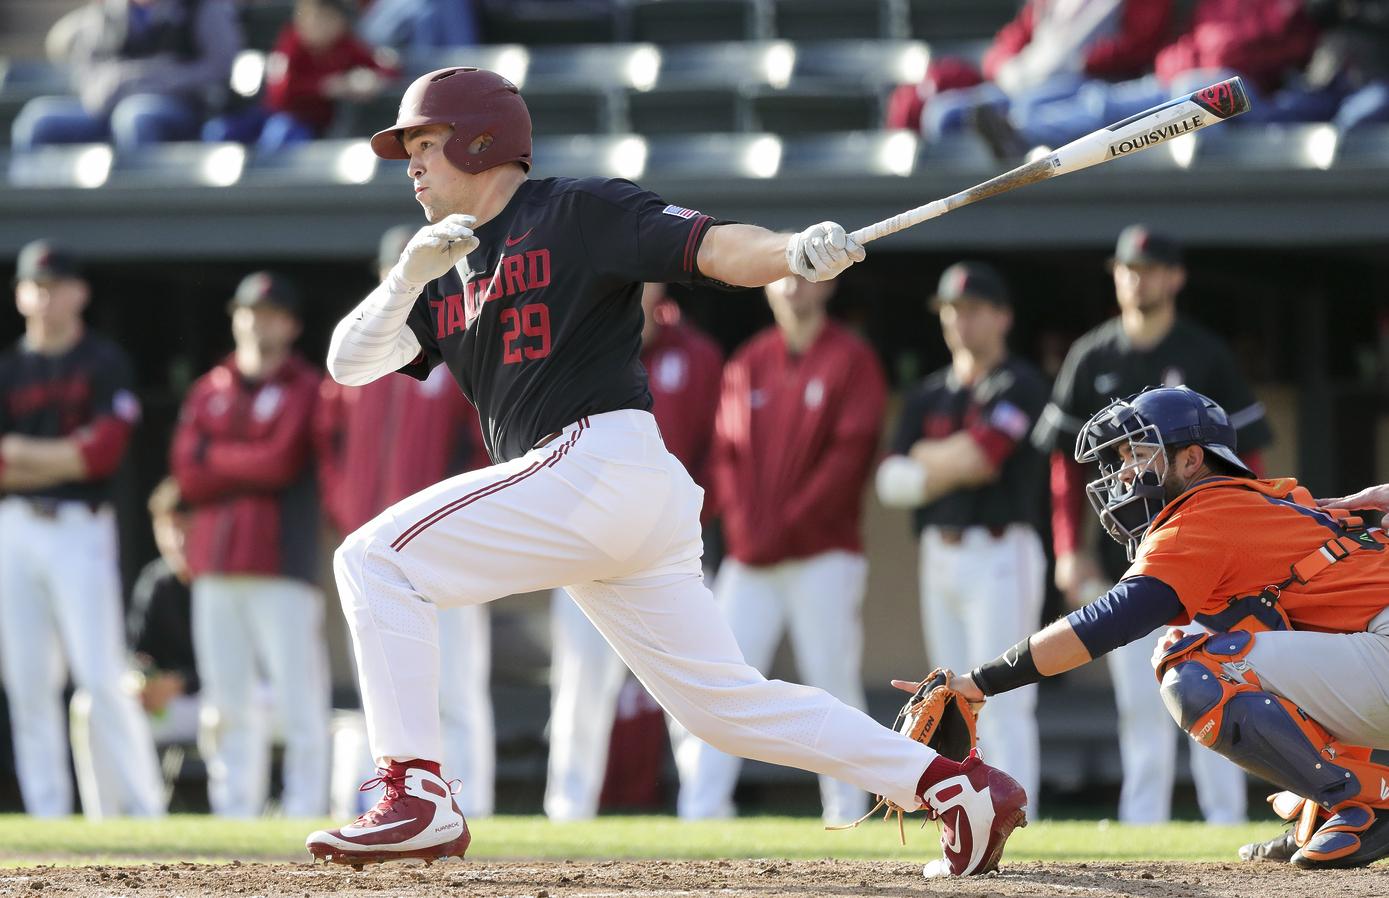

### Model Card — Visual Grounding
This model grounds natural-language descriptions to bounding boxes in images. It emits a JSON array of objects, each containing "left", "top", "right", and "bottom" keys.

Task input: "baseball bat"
[{"left": 849, "top": 76, "right": 1251, "bottom": 245}]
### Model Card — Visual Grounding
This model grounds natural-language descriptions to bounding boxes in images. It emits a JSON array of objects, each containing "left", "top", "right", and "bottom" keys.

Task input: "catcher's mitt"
[{"left": 829, "top": 668, "right": 979, "bottom": 842}]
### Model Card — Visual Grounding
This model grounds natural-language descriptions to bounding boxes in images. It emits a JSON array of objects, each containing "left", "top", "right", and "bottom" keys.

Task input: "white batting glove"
[
  {"left": 393, "top": 214, "right": 478, "bottom": 288},
  {"left": 876, "top": 455, "right": 928, "bottom": 508},
  {"left": 786, "top": 221, "right": 865, "bottom": 283}
]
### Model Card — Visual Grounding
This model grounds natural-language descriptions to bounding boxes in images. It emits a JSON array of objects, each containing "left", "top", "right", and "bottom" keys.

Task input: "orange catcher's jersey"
[{"left": 1126, "top": 477, "right": 1389, "bottom": 635}]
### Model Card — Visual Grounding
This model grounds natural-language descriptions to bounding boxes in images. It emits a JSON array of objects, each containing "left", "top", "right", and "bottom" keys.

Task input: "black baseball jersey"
[
  {"left": 1032, "top": 315, "right": 1274, "bottom": 576},
  {"left": 128, "top": 557, "right": 199, "bottom": 694},
  {"left": 0, "top": 332, "right": 140, "bottom": 503},
  {"left": 890, "top": 355, "right": 1049, "bottom": 532},
  {"left": 401, "top": 177, "right": 727, "bottom": 463}
]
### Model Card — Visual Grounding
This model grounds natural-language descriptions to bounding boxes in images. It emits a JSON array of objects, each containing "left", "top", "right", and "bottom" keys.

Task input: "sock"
[{"left": 916, "top": 755, "right": 964, "bottom": 798}]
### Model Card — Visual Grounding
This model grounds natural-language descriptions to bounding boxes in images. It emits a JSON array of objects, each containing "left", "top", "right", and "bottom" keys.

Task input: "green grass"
[{"left": 0, "top": 814, "right": 1280, "bottom": 867}]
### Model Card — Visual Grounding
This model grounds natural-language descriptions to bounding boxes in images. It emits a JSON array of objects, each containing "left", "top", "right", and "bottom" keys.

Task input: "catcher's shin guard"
[{"left": 1155, "top": 630, "right": 1389, "bottom": 820}]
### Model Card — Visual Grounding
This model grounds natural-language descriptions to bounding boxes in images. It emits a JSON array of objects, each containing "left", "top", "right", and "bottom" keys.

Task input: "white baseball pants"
[
  {"left": 335, "top": 410, "right": 935, "bottom": 812},
  {"left": 678, "top": 552, "right": 871, "bottom": 824},
  {"left": 339, "top": 604, "right": 496, "bottom": 818},
  {"left": 191, "top": 575, "right": 331, "bottom": 817},
  {"left": 919, "top": 524, "right": 1045, "bottom": 818},
  {"left": 1109, "top": 628, "right": 1247, "bottom": 823},
  {"left": 0, "top": 497, "right": 164, "bottom": 818}
]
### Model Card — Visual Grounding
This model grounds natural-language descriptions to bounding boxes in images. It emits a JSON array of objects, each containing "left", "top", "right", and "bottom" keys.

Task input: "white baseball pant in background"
[
  {"left": 192, "top": 575, "right": 331, "bottom": 817},
  {"left": 677, "top": 552, "right": 871, "bottom": 824},
  {"left": 0, "top": 497, "right": 164, "bottom": 818},
  {"left": 1108, "top": 627, "right": 1247, "bottom": 823},
  {"left": 335, "top": 410, "right": 935, "bottom": 813},
  {"left": 919, "top": 524, "right": 1045, "bottom": 818}
]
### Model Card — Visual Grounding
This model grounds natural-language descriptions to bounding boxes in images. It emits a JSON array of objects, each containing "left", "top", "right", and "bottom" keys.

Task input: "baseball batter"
[
  {"left": 679, "top": 274, "right": 885, "bottom": 825},
  {"left": 316, "top": 225, "right": 497, "bottom": 818},
  {"left": 939, "top": 385, "right": 1389, "bottom": 868},
  {"left": 1032, "top": 226, "right": 1270, "bottom": 823},
  {"left": 545, "top": 282, "right": 722, "bottom": 822},
  {"left": 304, "top": 66, "right": 1026, "bottom": 877},
  {"left": 875, "top": 262, "right": 1048, "bottom": 817},
  {"left": 0, "top": 240, "right": 164, "bottom": 818}
]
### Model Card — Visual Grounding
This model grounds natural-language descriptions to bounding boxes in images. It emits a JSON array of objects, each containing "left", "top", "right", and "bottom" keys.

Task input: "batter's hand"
[
  {"left": 1317, "top": 484, "right": 1389, "bottom": 527},
  {"left": 395, "top": 214, "right": 478, "bottom": 286},
  {"left": 786, "top": 221, "right": 864, "bottom": 283}
]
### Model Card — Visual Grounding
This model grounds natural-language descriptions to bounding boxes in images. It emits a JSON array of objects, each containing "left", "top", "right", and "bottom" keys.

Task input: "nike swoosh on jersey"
[
  {"left": 340, "top": 817, "right": 417, "bottom": 837},
  {"left": 504, "top": 228, "right": 534, "bottom": 247}
]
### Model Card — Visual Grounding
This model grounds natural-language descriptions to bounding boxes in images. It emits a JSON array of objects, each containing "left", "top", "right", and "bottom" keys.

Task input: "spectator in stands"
[
  {"left": 71, "top": 477, "right": 201, "bottom": 816},
  {"left": 1252, "top": 0, "right": 1389, "bottom": 132},
  {"left": 203, "top": 0, "right": 397, "bottom": 152},
  {"left": 969, "top": 0, "right": 1318, "bottom": 158},
  {"left": 357, "top": 0, "right": 480, "bottom": 50},
  {"left": 170, "top": 271, "right": 330, "bottom": 818},
  {"left": 888, "top": 0, "right": 1172, "bottom": 140},
  {"left": 12, "top": 0, "right": 241, "bottom": 152}
]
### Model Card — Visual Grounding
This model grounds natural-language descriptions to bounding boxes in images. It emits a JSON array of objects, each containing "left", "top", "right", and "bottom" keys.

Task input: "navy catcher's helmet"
[{"left": 1075, "top": 386, "right": 1254, "bottom": 559}]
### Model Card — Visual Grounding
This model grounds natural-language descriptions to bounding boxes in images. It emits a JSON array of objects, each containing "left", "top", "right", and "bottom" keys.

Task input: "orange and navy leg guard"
[{"left": 1155, "top": 630, "right": 1389, "bottom": 867}]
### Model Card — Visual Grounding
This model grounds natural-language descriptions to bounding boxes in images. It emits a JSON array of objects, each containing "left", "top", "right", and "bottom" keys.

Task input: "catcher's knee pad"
[{"left": 1156, "top": 630, "right": 1389, "bottom": 812}]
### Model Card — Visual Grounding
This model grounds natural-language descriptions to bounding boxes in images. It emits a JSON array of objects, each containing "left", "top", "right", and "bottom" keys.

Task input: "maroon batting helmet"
[{"left": 370, "top": 67, "right": 532, "bottom": 173}]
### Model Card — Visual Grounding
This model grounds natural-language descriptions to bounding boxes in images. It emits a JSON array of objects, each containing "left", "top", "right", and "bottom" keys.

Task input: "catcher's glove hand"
[{"left": 829, "top": 668, "right": 980, "bottom": 843}]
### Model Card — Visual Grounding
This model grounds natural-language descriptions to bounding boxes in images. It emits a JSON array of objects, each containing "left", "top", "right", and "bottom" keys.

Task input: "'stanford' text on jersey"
[{"left": 400, "top": 177, "right": 724, "bottom": 463}]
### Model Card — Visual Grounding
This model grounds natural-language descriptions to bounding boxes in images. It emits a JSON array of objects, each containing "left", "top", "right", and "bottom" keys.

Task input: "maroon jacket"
[
  {"left": 314, "top": 367, "right": 489, "bottom": 535},
  {"left": 640, "top": 302, "right": 723, "bottom": 504},
  {"left": 710, "top": 322, "right": 887, "bottom": 567},
  {"left": 171, "top": 353, "right": 321, "bottom": 581},
  {"left": 1155, "top": 0, "right": 1316, "bottom": 90}
]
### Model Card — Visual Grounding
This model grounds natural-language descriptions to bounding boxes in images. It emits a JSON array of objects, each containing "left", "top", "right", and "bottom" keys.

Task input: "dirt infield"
[{"left": 0, "top": 858, "right": 1378, "bottom": 898}]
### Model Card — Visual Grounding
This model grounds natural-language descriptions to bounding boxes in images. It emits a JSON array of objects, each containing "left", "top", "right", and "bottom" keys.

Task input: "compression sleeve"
[
  {"left": 1064, "top": 575, "right": 1184, "bottom": 658},
  {"left": 326, "top": 269, "right": 425, "bottom": 386}
]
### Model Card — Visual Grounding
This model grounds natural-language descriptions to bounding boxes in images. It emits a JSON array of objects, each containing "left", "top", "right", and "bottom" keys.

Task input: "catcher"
[{"left": 914, "top": 385, "right": 1389, "bottom": 868}]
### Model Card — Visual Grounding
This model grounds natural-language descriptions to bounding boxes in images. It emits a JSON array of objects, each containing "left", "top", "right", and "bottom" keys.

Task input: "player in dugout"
[{"left": 926, "top": 384, "right": 1389, "bottom": 869}]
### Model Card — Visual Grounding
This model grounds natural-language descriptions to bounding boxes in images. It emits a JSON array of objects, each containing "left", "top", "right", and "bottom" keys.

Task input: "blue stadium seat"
[
  {"left": 778, "top": 131, "right": 914, "bottom": 176},
  {"left": 7, "top": 143, "right": 112, "bottom": 189},
  {"left": 771, "top": 0, "right": 904, "bottom": 40},
  {"left": 625, "top": 0, "right": 765, "bottom": 43},
  {"left": 531, "top": 134, "right": 650, "bottom": 179},
  {"left": 1189, "top": 123, "right": 1339, "bottom": 170},
  {"left": 790, "top": 40, "right": 929, "bottom": 90},
  {"left": 109, "top": 142, "right": 248, "bottom": 187},
  {"left": 626, "top": 42, "right": 773, "bottom": 134},
  {"left": 0, "top": 60, "right": 73, "bottom": 146},
  {"left": 243, "top": 139, "right": 400, "bottom": 185},
  {"left": 644, "top": 132, "right": 782, "bottom": 178},
  {"left": 1334, "top": 125, "right": 1389, "bottom": 169}
]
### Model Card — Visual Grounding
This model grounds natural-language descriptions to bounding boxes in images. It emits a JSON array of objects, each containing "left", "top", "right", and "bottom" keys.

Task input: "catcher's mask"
[{"left": 1075, "top": 386, "right": 1254, "bottom": 560}]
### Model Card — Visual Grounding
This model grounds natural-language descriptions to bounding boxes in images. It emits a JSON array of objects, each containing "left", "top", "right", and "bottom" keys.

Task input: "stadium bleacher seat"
[
  {"left": 906, "top": 0, "right": 1015, "bottom": 41},
  {"left": 7, "top": 143, "right": 111, "bottom": 188},
  {"left": 531, "top": 133, "right": 648, "bottom": 179},
  {"left": 771, "top": 0, "right": 905, "bottom": 41},
  {"left": 625, "top": 0, "right": 765, "bottom": 43},
  {"left": 480, "top": 0, "right": 619, "bottom": 46},
  {"left": 0, "top": 59, "right": 71, "bottom": 147},
  {"left": 243, "top": 138, "right": 398, "bottom": 185},
  {"left": 746, "top": 83, "right": 881, "bottom": 134},
  {"left": 1189, "top": 123, "right": 1338, "bottom": 170},
  {"left": 238, "top": 0, "right": 294, "bottom": 52},
  {"left": 779, "top": 130, "right": 911, "bottom": 176},
  {"left": 109, "top": 142, "right": 248, "bottom": 187},
  {"left": 644, "top": 132, "right": 782, "bottom": 178},
  {"left": 625, "top": 42, "right": 773, "bottom": 134},
  {"left": 1334, "top": 125, "right": 1389, "bottom": 169},
  {"left": 915, "top": 132, "right": 998, "bottom": 174}
]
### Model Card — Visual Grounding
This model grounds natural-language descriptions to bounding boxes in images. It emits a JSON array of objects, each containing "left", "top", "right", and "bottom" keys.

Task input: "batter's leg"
[
  {"left": 958, "top": 527, "right": 1044, "bottom": 818},
  {"left": 1107, "top": 632, "right": 1178, "bottom": 823},
  {"left": 0, "top": 501, "right": 71, "bottom": 816},
  {"left": 545, "top": 589, "right": 626, "bottom": 821},
  {"left": 676, "top": 558, "right": 787, "bottom": 820},
  {"left": 439, "top": 603, "right": 495, "bottom": 817},
  {"left": 193, "top": 576, "right": 272, "bottom": 817},
  {"left": 246, "top": 577, "right": 331, "bottom": 817},
  {"left": 784, "top": 550, "right": 871, "bottom": 825}
]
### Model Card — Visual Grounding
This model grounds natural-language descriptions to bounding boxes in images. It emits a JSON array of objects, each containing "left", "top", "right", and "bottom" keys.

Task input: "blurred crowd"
[
  {"left": 7, "top": 0, "right": 1389, "bottom": 160},
  {"left": 1, "top": 217, "right": 1273, "bottom": 823}
]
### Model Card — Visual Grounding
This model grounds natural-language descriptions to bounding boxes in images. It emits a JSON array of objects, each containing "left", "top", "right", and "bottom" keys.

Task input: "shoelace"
[{"left": 354, "top": 768, "right": 408, "bottom": 826}]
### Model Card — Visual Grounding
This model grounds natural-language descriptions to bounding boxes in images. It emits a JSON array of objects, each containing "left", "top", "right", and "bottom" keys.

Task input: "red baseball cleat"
[
  {"left": 306, "top": 762, "right": 470, "bottom": 869},
  {"left": 919, "top": 749, "right": 1028, "bottom": 877}
]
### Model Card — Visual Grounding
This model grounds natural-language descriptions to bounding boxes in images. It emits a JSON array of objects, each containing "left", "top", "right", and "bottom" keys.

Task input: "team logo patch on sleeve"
[
  {"left": 661, "top": 205, "right": 700, "bottom": 219},
  {"left": 988, "top": 401, "right": 1032, "bottom": 440}
]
